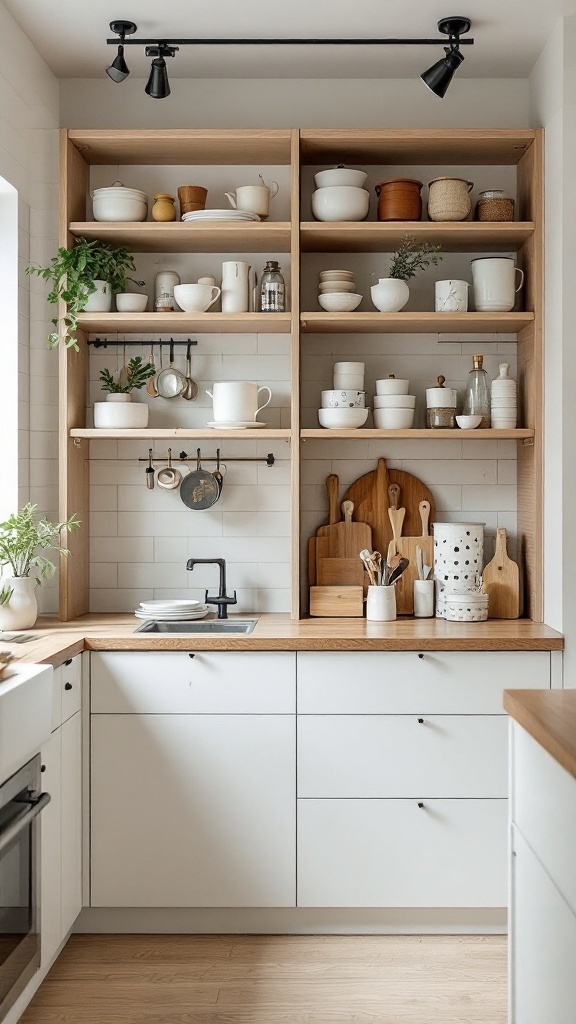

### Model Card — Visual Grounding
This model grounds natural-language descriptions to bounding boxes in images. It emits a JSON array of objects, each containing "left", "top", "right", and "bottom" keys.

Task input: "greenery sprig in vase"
[
  {"left": 388, "top": 235, "right": 443, "bottom": 279},
  {"left": 26, "top": 237, "right": 144, "bottom": 350},
  {"left": 99, "top": 357, "right": 156, "bottom": 394}
]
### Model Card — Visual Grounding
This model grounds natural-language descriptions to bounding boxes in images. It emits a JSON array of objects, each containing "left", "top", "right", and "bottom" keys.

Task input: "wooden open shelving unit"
[{"left": 59, "top": 127, "right": 543, "bottom": 623}]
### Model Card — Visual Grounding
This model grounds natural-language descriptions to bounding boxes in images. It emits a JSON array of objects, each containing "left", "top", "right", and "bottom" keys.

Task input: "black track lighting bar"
[{"left": 107, "top": 36, "right": 474, "bottom": 47}]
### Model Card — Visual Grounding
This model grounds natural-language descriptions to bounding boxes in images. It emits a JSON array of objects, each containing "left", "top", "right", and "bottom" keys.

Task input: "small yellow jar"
[{"left": 151, "top": 193, "right": 176, "bottom": 222}]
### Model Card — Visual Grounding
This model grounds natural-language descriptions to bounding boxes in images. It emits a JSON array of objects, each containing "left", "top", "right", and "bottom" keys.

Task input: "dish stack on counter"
[
  {"left": 318, "top": 362, "right": 368, "bottom": 429},
  {"left": 317, "top": 269, "right": 362, "bottom": 312},
  {"left": 374, "top": 376, "right": 416, "bottom": 429},
  {"left": 134, "top": 599, "right": 210, "bottom": 621}
]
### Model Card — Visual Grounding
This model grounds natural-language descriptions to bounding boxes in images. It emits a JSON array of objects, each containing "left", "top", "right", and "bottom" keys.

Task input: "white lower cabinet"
[
  {"left": 60, "top": 711, "right": 82, "bottom": 936},
  {"left": 91, "top": 713, "right": 296, "bottom": 907},
  {"left": 297, "top": 798, "right": 507, "bottom": 907}
]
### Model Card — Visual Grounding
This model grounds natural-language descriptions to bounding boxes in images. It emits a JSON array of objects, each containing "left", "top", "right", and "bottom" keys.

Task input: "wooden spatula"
[
  {"left": 482, "top": 528, "right": 520, "bottom": 618},
  {"left": 396, "top": 500, "right": 435, "bottom": 614},
  {"left": 387, "top": 483, "right": 405, "bottom": 555}
]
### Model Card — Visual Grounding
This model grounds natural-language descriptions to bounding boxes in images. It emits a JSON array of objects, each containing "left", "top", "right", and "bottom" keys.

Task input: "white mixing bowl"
[
  {"left": 318, "top": 407, "right": 369, "bottom": 429},
  {"left": 311, "top": 186, "right": 370, "bottom": 222}
]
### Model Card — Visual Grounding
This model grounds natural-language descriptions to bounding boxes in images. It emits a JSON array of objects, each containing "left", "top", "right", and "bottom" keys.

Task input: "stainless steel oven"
[{"left": 0, "top": 754, "right": 50, "bottom": 1020}]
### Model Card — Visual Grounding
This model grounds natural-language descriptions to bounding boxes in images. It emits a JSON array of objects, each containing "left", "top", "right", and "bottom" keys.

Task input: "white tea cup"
[
  {"left": 224, "top": 182, "right": 279, "bottom": 220},
  {"left": 206, "top": 381, "right": 272, "bottom": 423},
  {"left": 435, "top": 279, "right": 469, "bottom": 312}
]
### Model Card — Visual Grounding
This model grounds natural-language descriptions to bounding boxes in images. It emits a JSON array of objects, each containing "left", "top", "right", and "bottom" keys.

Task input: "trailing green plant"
[
  {"left": 0, "top": 504, "right": 81, "bottom": 584},
  {"left": 99, "top": 356, "right": 156, "bottom": 394},
  {"left": 25, "top": 237, "right": 144, "bottom": 350},
  {"left": 389, "top": 235, "right": 443, "bottom": 280}
]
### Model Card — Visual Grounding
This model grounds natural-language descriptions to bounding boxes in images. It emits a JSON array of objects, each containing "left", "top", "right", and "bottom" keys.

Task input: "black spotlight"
[
  {"left": 145, "top": 45, "right": 177, "bottom": 99},
  {"left": 421, "top": 16, "right": 471, "bottom": 98},
  {"left": 106, "top": 20, "right": 136, "bottom": 82},
  {"left": 106, "top": 44, "right": 130, "bottom": 83}
]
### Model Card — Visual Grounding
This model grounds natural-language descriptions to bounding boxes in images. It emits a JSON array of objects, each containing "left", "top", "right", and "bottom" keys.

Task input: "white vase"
[
  {"left": 371, "top": 278, "right": 410, "bottom": 312},
  {"left": 0, "top": 577, "right": 38, "bottom": 630},
  {"left": 221, "top": 261, "right": 251, "bottom": 313},
  {"left": 94, "top": 394, "right": 149, "bottom": 429},
  {"left": 83, "top": 280, "right": 112, "bottom": 312}
]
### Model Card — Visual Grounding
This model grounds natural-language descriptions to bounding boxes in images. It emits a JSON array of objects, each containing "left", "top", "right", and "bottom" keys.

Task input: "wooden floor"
[{"left": 22, "top": 934, "right": 507, "bottom": 1023}]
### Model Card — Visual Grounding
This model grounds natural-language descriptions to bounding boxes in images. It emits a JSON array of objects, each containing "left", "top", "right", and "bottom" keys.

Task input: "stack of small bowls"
[
  {"left": 374, "top": 377, "right": 415, "bottom": 429},
  {"left": 318, "top": 362, "right": 368, "bottom": 429},
  {"left": 318, "top": 270, "right": 362, "bottom": 313}
]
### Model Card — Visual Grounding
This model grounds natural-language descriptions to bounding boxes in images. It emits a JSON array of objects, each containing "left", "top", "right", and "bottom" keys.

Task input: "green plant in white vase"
[
  {"left": 0, "top": 504, "right": 80, "bottom": 630},
  {"left": 95, "top": 356, "right": 156, "bottom": 430},
  {"left": 371, "top": 235, "right": 443, "bottom": 312}
]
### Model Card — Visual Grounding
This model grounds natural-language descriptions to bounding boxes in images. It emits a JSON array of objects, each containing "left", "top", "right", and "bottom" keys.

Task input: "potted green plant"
[
  {"left": 26, "top": 237, "right": 145, "bottom": 350},
  {"left": 94, "top": 355, "right": 156, "bottom": 429},
  {"left": 0, "top": 504, "right": 80, "bottom": 629},
  {"left": 371, "top": 235, "right": 443, "bottom": 312}
]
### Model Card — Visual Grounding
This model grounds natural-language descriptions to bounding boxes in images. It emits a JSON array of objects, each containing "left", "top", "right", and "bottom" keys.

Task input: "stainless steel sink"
[{"left": 135, "top": 619, "right": 258, "bottom": 634}]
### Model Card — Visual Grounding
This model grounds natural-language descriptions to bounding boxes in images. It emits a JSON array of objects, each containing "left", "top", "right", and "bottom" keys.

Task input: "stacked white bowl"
[
  {"left": 92, "top": 183, "right": 148, "bottom": 222},
  {"left": 373, "top": 376, "right": 415, "bottom": 429},
  {"left": 312, "top": 166, "right": 370, "bottom": 223},
  {"left": 318, "top": 361, "right": 368, "bottom": 429},
  {"left": 318, "top": 269, "right": 362, "bottom": 312},
  {"left": 490, "top": 362, "right": 517, "bottom": 429}
]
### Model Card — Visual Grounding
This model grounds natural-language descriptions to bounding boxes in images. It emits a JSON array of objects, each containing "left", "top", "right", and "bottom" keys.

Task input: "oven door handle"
[{"left": 0, "top": 792, "right": 51, "bottom": 855}]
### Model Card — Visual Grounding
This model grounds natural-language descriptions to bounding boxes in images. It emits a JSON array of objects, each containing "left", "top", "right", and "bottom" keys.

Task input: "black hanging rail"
[
  {"left": 137, "top": 447, "right": 275, "bottom": 467},
  {"left": 88, "top": 337, "right": 198, "bottom": 350}
]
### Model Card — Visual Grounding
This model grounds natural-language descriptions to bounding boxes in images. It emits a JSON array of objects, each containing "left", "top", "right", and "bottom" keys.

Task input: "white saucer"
[
  {"left": 134, "top": 609, "right": 209, "bottom": 621},
  {"left": 139, "top": 600, "right": 204, "bottom": 611},
  {"left": 207, "top": 420, "right": 266, "bottom": 429}
]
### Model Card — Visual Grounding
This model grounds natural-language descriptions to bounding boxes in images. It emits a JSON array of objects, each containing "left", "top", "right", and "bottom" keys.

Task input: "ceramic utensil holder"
[
  {"left": 433, "top": 521, "right": 484, "bottom": 618},
  {"left": 366, "top": 585, "right": 396, "bottom": 622},
  {"left": 413, "top": 579, "right": 435, "bottom": 618}
]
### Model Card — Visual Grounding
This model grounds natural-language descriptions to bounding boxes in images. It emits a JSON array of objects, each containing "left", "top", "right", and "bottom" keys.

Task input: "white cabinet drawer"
[
  {"left": 512, "top": 723, "right": 576, "bottom": 917},
  {"left": 91, "top": 652, "right": 295, "bottom": 714},
  {"left": 52, "top": 656, "right": 82, "bottom": 730},
  {"left": 297, "top": 798, "right": 507, "bottom": 907},
  {"left": 298, "top": 715, "right": 508, "bottom": 798},
  {"left": 297, "top": 651, "right": 550, "bottom": 714}
]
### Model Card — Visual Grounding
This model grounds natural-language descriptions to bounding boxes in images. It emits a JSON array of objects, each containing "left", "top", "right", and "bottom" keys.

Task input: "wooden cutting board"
[
  {"left": 317, "top": 557, "right": 367, "bottom": 587},
  {"left": 482, "top": 528, "right": 520, "bottom": 618},
  {"left": 341, "top": 458, "right": 435, "bottom": 558},
  {"left": 396, "top": 501, "right": 434, "bottom": 615},
  {"left": 308, "top": 474, "right": 340, "bottom": 586},
  {"left": 316, "top": 502, "right": 372, "bottom": 588}
]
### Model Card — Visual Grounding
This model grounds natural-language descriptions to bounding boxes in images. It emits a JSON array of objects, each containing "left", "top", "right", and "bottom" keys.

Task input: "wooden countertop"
[
  {"left": 0, "top": 614, "right": 564, "bottom": 667},
  {"left": 504, "top": 689, "right": 576, "bottom": 780}
]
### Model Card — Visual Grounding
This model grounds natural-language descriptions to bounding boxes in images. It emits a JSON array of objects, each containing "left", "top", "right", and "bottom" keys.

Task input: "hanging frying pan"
[{"left": 180, "top": 448, "right": 220, "bottom": 510}]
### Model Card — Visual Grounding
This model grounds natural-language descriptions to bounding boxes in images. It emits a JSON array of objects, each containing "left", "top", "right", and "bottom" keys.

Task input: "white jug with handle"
[
  {"left": 221, "top": 261, "right": 251, "bottom": 313},
  {"left": 471, "top": 257, "right": 524, "bottom": 312},
  {"left": 206, "top": 382, "right": 272, "bottom": 423},
  {"left": 224, "top": 175, "right": 279, "bottom": 220}
]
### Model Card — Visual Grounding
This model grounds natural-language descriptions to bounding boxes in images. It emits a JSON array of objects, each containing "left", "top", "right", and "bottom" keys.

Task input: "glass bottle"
[
  {"left": 260, "top": 261, "right": 285, "bottom": 312},
  {"left": 463, "top": 354, "right": 491, "bottom": 427}
]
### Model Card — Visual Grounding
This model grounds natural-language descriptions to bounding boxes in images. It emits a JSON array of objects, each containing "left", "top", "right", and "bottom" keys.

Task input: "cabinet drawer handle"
[
  {"left": 64, "top": 682, "right": 73, "bottom": 691},
  {"left": 188, "top": 653, "right": 196, "bottom": 659},
  {"left": 64, "top": 659, "right": 73, "bottom": 666},
  {"left": 417, "top": 802, "right": 425, "bottom": 809},
  {"left": 41, "top": 764, "right": 46, "bottom": 773},
  {"left": 418, "top": 653, "right": 424, "bottom": 659},
  {"left": 417, "top": 718, "right": 424, "bottom": 724}
]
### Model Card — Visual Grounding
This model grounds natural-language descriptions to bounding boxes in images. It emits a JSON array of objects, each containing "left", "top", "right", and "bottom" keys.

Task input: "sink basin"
[
  {"left": 0, "top": 663, "right": 53, "bottom": 781},
  {"left": 135, "top": 619, "right": 258, "bottom": 634}
]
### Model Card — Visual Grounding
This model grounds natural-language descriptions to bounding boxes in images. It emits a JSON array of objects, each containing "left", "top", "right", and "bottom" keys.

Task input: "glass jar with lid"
[{"left": 476, "top": 190, "right": 515, "bottom": 222}]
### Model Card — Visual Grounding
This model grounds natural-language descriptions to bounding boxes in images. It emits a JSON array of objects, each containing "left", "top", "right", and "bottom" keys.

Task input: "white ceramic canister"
[
  {"left": 435, "top": 279, "right": 469, "bottom": 312},
  {"left": 366, "top": 585, "right": 396, "bottom": 622},
  {"left": 413, "top": 579, "right": 435, "bottom": 618},
  {"left": 426, "top": 375, "right": 458, "bottom": 429},
  {"left": 221, "top": 261, "right": 251, "bottom": 313},
  {"left": 471, "top": 257, "right": 525, "bottom": 313},
  {"left": 444, "top": 592, "right": 489, "bottom": 622},
  {"left": 82, "top": 281, "right": 112, "bottom": 313},
  {"left": 206, "top": 381, "right": 272, "bottom": 423},
  {"left": 433, "top": 521, "right": 484, "bottom": 618},
  {"left": 155, "top": 270, "right": 180, "bottom": 311}
]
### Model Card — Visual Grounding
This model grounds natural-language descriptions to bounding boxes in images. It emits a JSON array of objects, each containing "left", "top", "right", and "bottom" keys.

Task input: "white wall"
[{"left": 0, "top": 1, "right": 59, "bottom": 610}]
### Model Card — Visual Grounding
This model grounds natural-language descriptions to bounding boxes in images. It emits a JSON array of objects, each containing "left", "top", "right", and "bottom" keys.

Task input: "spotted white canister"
[{"left": 433, "top": 522, "right": 484, "bottom": 618}]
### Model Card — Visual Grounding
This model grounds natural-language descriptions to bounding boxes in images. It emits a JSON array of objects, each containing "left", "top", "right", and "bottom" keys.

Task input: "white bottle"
[
  {"left": 490, "top": 362, "right": 517, "bottom": 429},
  {"left": 155, "top": 270, "right": 180, "bottom": 312},
  {"left": 221, "top": 261, "right": 250, "bottom": 313}
]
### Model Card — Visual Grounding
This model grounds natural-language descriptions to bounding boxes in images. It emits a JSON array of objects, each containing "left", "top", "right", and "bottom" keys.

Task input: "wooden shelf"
[
  {"left": 76, "top": 312, "right": 291, "bottom": 335},
  {"left": 70, "top": 428, "right": 292, "bottom": 441},
  {"left": 300, "top": 312, "right": 534, "bottom": 334},
  {"left": 68, "top": 129, "right": 293, "bottom": 165},
  {"left": 301, "top": 429, "right": 535, "bottom": 440},
  {"left": 300, "top": 129, "right": 537, "bottom": 165},
  {"left": 69, "top": 222, "right": 291, "bottom": 254},
  {"left": 301, "top": 221, "right": 535, "bottom": 253}
]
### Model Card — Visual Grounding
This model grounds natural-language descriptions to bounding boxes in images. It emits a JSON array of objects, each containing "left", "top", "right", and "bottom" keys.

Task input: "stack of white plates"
[
  {"left": 182, "top": 209, "right": 260, "bottom": 223},
  {"left": 134, "top": 599, "right": 210, "bottom": 621}
]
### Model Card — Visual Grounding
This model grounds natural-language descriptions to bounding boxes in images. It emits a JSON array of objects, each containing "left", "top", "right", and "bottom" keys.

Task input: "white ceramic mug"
[
  {"left": 224, "top": 182, "right": 279, "bottom": 220},
  {"left": 366, "top": 585, "right": 396, "bottom": 622},
  {"left": 471, "top": 257, "right": 525, "bottom": 313},
  {"left": 221, "top": 261, "right": 251, "bottom": 313},
  {"left": 206, "top": 382, "right": 272, "bottom": 423},
  {"left": 435, "top": 279, "right": 469, "bottom": 312}
]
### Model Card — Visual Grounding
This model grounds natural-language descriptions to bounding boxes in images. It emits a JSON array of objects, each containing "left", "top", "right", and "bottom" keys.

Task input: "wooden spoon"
[{"left": 146, "top": 343, "right": 159, "bottom": 397}]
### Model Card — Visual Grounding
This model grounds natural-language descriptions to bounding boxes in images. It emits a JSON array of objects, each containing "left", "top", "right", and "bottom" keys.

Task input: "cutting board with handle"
[
  {"left": 482, "top": 527, "right": 520, "bottom": 618},
  {"left": 341, "top": 458, "right": 435, "bottom": 558},
  {"left": 308, "top": 474, "right": 340, "bottom": 586},
  {"left": 316, "top": 500, "right": 372, "bottom": 587},
  {"left": 396, "top": 500, "right": 435, "bottom": 614}
]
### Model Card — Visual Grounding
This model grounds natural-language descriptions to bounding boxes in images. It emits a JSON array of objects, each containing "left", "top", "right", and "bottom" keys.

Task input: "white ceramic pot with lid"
[
  {"left": 92, "top": 181, "right": 148, "bottom": 222},
  {"left": 314, "top": 165, "right": 368, "bottom": 189}
]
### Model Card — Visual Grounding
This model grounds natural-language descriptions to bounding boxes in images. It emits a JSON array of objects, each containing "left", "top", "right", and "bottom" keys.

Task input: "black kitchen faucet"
[{"left": 186, "top": 558, "right": 237, "bottom": 619}]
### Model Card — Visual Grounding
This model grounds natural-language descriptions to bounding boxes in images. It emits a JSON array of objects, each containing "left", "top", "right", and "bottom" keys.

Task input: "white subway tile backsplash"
[
  {"left": 403, "top": 460, "right": 497, "bottom": 485},
  {"left": 90, "top": 589, "right": 153, "bottom": 613},
  {"left": 462, "top": 485, "right": 517, "bottom": 512},
  {"left": 498, "top": 461, "right": 518, "bottom": 485},
  {"left": 223, "top": 512, "right": 258, "bottom": 536},
  {"left": 153, "top": 537, "right": 188, "bottom": 562},
  {"left": 257, "top": 512, "right": 290, "bottom": 536},
  {"left": 90, "top": 537, "right": 154, "bottom": 563},
  {"left": 117, "top": 562, "right": 190, "bottom": 590},
  {"left": 90, "top": 512, "right": 118, "bottom": 537},
  {"left": 90, "top": 563, "right": 118, "bottom": 589},
  {"left": 90, "top": 485, "right": 118, "bottom": 512},
  {"left": 256, "top": 563, "right": 291, "bottom": 589},
  {"left": 118, "top": 511, "right": 223, "bottom": 538}
]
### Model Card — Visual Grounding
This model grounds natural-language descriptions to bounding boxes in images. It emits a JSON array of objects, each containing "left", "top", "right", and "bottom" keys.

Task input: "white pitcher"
[
  {"left": 206, "top": 381, "right": 272, "bottom": 423},
  {"left": 224, "top": 178, "right": 279, "bottom": 220},
  {"left": 471, "top": 257, "right": 524, "bottom": 313},
  {"left": 221, "top": 261, "right": 251, "bottom": 313}
]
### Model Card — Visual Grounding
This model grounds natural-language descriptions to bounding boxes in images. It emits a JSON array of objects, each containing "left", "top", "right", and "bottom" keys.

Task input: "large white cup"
[
  {"left": 471, "top": 257, "right": 524, "bottom": 312},
  {"left": 173, "top": 283, "right": 220, "bottom": 313},
  {"left": 206, "top": 382, "right": 272, "bottom": 423},
  {"left": 435, "top": 279, "right": 469, "bottom": 312},
  {"left": 224, "top": 182, "right": 279, "bottom": 220}
]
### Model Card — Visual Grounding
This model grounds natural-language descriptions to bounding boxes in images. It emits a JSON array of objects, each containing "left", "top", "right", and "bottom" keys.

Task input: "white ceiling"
[{"left": 3, "top": 0, "right": 575, "bottom": 79}]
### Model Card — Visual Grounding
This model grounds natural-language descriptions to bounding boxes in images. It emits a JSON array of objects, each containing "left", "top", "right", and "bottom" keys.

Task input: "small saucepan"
[
  {"left": 180, "top": 449, "right": 221, "bottom": 510},
  {"left": 157, "top": 448, "right": 182, "bottom": 490}
]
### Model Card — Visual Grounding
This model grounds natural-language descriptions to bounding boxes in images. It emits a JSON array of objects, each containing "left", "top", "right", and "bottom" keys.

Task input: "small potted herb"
[
  {"left": 371, "top": 235, "right": 443, "bottom": 312},
  {"left": 94, "top": 356, "right": 156, "bottom": 429},
  {"left": 0, "top": 504, "right": 80, "bottom": 630},
  {"left": 26, "top": 237, "right": 145, "bottom": 349}
]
